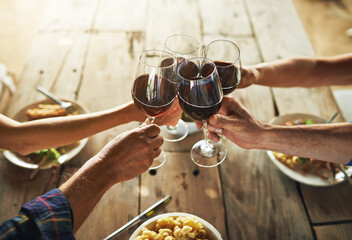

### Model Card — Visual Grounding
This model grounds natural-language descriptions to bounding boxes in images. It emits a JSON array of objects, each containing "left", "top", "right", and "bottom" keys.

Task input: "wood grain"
[
  {"left": 314, "top": 223, "right": 352, "bottom": 240},
  {"left": 68, "top": 32, "right": 143, "bottom": 239},
  {"left": 246, "top": 0, "right": 352, "bottom": 225},
  {"left": 140, "top": 152, "right": 228, "bottom": 239}
]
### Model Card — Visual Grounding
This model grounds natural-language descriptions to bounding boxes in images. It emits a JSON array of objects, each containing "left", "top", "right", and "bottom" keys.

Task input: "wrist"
[
  {"left": 126, "top": 101, "right": 145, "bottom": 122},
  {"left": 259, "top": 124, "right": 293, "bottom": 153}
]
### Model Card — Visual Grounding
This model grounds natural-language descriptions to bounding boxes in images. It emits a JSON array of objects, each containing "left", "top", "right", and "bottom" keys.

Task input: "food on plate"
[
  {"left": 135, "top": 216, "right": 208, "bottom": 240},
  {"left": 273, "top": 118, "right": 344, "bottom": 179},
  {"left": 22, "top": 103, "right": 74, "bottom": 165},
  {"left": 25, "top": 104, "right": 67, "bottom": 120},
  {"left": 26, "top": 147, "right": 66, "bottom": 164}
]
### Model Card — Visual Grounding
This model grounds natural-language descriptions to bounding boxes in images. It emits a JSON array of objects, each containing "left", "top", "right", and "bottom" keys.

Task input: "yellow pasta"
[{"left": 135, "top": 216, "right": 209, "bottom": 240}]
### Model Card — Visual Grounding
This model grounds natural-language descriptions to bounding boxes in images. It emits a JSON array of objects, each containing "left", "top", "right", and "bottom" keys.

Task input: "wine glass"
[
  {"left": 131, "top": 50, "right": 177, "bottom": 169},
  {"left": 204, "top": 39, "right": 242, "bottom": 95},
  {"left": 160, "top": 34, "right": 200, "bottom": 142},
  {"left": 177, "top": 57, "right": 226, "bottom": 167}
]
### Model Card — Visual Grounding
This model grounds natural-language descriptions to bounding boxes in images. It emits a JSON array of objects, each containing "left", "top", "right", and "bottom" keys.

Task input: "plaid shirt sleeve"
[{"left": 0, "top": 189, "right": 75, "bottom": 240}]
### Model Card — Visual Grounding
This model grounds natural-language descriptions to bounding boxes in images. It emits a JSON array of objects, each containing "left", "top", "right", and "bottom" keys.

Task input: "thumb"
[{"left": 209, "top": 114, "right": 234, "bottom": 130}]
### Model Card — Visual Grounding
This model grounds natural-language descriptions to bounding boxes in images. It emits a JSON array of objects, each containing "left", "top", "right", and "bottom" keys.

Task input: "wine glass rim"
[
  {"left": 204, "top": 39, "right": 241, "bottom": 63},
  {"left": 164, "top": 34, "right": 200, "bottom": 55},
  {"left": 138, "top": 50, "right": 177, "bottom": 69},
  {"left": 177, "top": 57, "right": 217, "bottom": 82}
]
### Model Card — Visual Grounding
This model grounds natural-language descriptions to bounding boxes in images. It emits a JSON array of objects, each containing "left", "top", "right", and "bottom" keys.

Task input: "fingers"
[
  {"left": 208, "top": 132, "right": 220, "bottom": 142},
  {"left": 152, "top": 147, "right": 162, "bottom": 158},
  {"left": 208, "top": 114, "right": 234, "bottom": 130},
  {"left": 195, "top": 121, "right": 203, "bottom": 129},
  {"left": 207, "top": 123, "right": 223, "bottom": 134},
  {"left": 140, "top": 124, "right": 160, "bottom": 138},
  {"left": 151, "top": 135, "right": 164, "bottom": 148}
]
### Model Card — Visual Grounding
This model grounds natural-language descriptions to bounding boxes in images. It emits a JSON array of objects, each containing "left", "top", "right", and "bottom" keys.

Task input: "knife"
[{"left": 104, "top": 195, "right": 172, "bottom": 240}]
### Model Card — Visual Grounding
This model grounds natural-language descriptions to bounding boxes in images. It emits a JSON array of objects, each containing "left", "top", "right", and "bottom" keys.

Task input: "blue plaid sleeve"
[
  {"left": 346, "top": 159, "right": 352, "bottom": 166},
  {"left": 347, "top": 122, "right": 352, "bottom": 166},
  {"left": 0, "top": 189, "right": 75, "bottom": 240}
]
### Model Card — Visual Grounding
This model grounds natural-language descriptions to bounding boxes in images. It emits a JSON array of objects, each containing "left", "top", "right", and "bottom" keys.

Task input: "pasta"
[{"left": 134, "top": 216, "right": 208, "bottom": 240}]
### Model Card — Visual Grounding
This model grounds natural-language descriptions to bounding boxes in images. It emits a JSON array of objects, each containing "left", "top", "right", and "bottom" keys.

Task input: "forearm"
[
  {"left": 58, "top": 156, "right": 113, "bottom": 233},
  {"left": 260, "top": 123, "right": 352, "bottom": 164},
  {"left": 1, "top": 101, "right": 145, "bottom": 155},
  {"left": 252, "top": 54, "right": 352, "bottom": 88}
]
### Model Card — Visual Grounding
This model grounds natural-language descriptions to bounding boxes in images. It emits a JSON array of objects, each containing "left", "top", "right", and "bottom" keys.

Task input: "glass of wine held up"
[
  {"left": 204, "top": 39, "right": 242, "bottom": 95},
  {"left": 131, "top": 50, "right": 177, "bottom": 169},
  {"left": 177, "top": 57, "right": 227, "bottom": 167},
  {"left": 160, "top": 34, "right": 200, "bottom": 142}
]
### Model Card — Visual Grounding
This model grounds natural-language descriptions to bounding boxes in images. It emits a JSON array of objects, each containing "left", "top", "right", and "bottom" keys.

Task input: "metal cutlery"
[
  {"left": 36, "top": 86, "right": 76, "bottom": 113},
  {"left": 326, "top": 111, "right": 352, "bottom": 186},
  {"left": 104, "top": 196, "right": 172, "bottom": 240}
]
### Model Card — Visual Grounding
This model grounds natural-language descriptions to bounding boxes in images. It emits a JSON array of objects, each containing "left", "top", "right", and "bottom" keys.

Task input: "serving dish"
[
  {"left": 129, "top": 212, "right": 222, "bottom": 240},
  {"left": 267, "top": 113, "right": 352, "bottom": 187},
  {"left": 2, "top": 98, "right": 89, "bottom": 169}
]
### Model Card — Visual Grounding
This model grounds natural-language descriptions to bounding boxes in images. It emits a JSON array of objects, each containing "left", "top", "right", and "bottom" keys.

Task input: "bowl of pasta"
[
  {"left": 129, "top": 212, "right": 222, "bottom": 240},
  {"left": 266, "top": 113, "right": 352, "bottom": 187}
]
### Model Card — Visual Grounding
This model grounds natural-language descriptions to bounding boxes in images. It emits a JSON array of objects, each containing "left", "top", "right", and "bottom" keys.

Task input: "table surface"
[{"left": 1, "top": 0, "right": 352, "bottom": 239}]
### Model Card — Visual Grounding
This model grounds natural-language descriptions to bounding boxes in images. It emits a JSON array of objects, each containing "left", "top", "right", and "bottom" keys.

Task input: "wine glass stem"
[
  {"left": 147, "top": 117, "right": 155, "bottom": 124},
  {"left": 203, "top": 121, "right": 212, "bottom": 149}
]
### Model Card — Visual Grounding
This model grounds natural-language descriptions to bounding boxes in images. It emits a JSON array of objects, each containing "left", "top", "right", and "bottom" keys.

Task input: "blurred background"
[{"left": 0, "top": 0, "right": 351, "bottom": 119}]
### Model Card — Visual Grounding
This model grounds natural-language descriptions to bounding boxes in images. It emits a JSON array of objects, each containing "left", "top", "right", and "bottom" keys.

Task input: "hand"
[
  {"left": 237, "top": 66, "right": 259, "bottom": 89},
  {"left": 154, "top": 97, "right": 182, "bottom": 126},
  {"left": 94, "top": 124, "right": 163, "bottom": 184},
  {"left": 204, "top": 97, "right": 266, "bottom": 149}
]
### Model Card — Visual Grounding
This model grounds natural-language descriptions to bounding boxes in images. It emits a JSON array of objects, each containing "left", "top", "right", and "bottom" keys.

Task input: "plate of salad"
[
  {"left": 266, "top": 113, "right": 352, "bottom": 187},
  {"left": 2, "top": 98, "right": 89, "bottom": 170}
]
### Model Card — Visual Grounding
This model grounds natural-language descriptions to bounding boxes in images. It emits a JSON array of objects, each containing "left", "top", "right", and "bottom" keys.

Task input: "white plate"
[
  {"left": 185, "top": 121, "right": 201, "bottom": 134},
  {"left": 129, "top": 212, "right": 222, "bottom": 240},
  {"left": 267, "top": 113, "right": 352, "bottom": 187},
  {"left": 2, "top": 98, "right": 89, "bottom": 169}
]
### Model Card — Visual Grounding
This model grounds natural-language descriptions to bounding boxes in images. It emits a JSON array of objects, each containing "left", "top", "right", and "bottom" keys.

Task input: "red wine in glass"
[
  {"left": 204, "top": 39, "right": 242, "bottom": 95},
  {"left": 214, "top": 61, "right": 240, "bottom": 95},
  {"left": 177, "top": 57, "right": 226, "bottom": 168},
  {"left": 131, "top": 50, "right": 177, "bottom": 169},
  {"left": 178, "top": 77, "right": 222, "bottom": 121},
  {"left": 132, "top": 74, "right": 176, "bottom": 117}
]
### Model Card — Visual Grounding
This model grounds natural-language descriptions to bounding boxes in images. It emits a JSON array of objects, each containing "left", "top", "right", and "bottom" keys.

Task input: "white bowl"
[{"left": 129, "top": 212, "right": 222, "bottom": 240}]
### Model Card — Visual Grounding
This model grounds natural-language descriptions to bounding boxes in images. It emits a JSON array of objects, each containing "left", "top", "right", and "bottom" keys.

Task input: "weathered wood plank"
[
  {"left": 245, "top": 0, "right": 314, "bottom": 60},
  {"left": 140, "top": 152, "right": 228, "bottom": 239},
  {"left": 94, "top": 0, "right": 148, "bottom": 31},
  {"left": 0, "top": 31, "right": 91, "bottom": 223},
  {"left": 203, "top": 35, "right": 261, "bottom": 65},
  {"left": 221, "top": 85, "right": 313, "bottom": 240},
  {"left": 301, "top": 182, "right": 352, "bottom": 223},
  {"left": 246, "top": 0, "right": 352, "bottom": 224},
  {"left": 5, "top": 32, "right": 85, "bottom": 117},
  {"left": 69, "top": 32, "right": 144, "bottom": 239},
  {"left": 199, "top": 0, "right": 252, "bottom": 36},
  {"left": 314, "top": 223, "right": 352, "bottom": 240},
  {"left": 0, "top": 154, "right": 61, "bottom": 222},
  {"left": 39, "top": 0, "right": 98, "bottom": 31},
  {"left": 145, "top": 0, "right": 201, "bottom": 49}
]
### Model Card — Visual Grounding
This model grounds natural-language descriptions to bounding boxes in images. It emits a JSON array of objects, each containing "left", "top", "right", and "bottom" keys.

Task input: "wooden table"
[{"left": 1, "top": 0, "right": 352, "bottom": 239}]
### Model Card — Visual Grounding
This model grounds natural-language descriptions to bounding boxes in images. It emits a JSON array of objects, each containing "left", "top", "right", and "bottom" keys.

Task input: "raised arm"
[
  {"left": 59, "top": 124, "right": 163, "bottom": 232},
  {"left": 0, "top": 101, "right": 142, "bottom": 155},
  {"left": 240, "top": 53, "right": 352, "bottom": 88},
  {"left": 0, "top": 125, "right": 163, "bottom": 238},
  {"left": 206, "top": 97, "right": 352, "bottom": 164}
]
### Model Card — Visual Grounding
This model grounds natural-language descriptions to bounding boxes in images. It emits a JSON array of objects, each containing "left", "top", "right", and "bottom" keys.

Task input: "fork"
[{"left": 36, "top": 86, "right": 76, "bottom": 113}]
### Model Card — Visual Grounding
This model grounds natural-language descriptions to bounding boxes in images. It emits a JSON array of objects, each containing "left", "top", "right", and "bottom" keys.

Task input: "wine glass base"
[
  {"left": 149, "top": 150, "right": 166, "bottom": 170},
  {"left": 191, "top": 140, "right": 227, "bottom": 167},
  {"left": 160, "top": 119, "right": 188, "bottom": 142}
]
